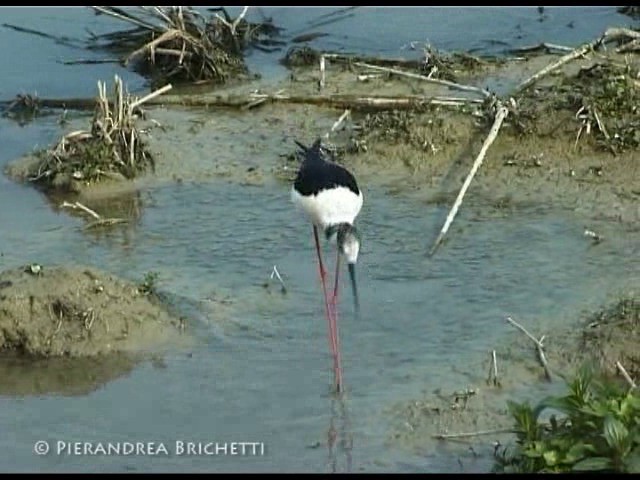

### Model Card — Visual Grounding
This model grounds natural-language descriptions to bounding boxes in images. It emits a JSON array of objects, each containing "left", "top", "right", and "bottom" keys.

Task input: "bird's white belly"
[{"left": 291, "top": 186, "right": 363, "bottom": 228}]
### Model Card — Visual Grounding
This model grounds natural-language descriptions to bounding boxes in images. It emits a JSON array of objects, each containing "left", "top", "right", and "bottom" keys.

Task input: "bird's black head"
[
  {"left": 326, "top": 223, "right": 361, "bottom": 316},
  {"left": 326, "top": 223, "right": 361, "bottom": 265},
  {"left": 295, "top": 138, "right": 330, "bottom": 164}
]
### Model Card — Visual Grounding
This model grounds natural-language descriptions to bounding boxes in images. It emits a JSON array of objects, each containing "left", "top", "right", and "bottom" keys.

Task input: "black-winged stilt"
[{"left": 291, "top": 138, "right": 363, "bottom": 393}]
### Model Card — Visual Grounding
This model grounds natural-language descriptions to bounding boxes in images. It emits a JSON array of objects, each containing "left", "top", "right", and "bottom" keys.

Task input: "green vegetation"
[
  {"left": 138, "top": 271, "right": 160, "bottom": 296},
  {"left": 494, "top": 368, "right": 640, "bottom": 473}
]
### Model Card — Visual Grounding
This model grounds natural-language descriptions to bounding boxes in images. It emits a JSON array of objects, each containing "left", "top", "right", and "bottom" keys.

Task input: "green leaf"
[
  {"left": 564, "top": 442, "right": 592, "bottom": 464},
  {"left": 572, "top": 456, "right": 611, "bottom": 471},
  {"left": 604, "top": 415, "right": 629, "bottom": 451},
  {"left": 543, "top": 449, "right": 559, "bottom": 466}
]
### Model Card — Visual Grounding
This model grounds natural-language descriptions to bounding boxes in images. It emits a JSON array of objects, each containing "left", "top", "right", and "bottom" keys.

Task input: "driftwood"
[
  {"left": 429, "top": 104, "right": 509, "bottom": 256},
  {"left": 516, "top": 27, "right": 640, "bottom": 93},
  {"left": 2, "top": 92, "right": 483, "bottom": 115},
  {"left": 506, "top": 316, "right": 552, "bottom": 382}
]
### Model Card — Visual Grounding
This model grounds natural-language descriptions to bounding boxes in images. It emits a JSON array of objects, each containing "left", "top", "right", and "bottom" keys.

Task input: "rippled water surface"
[{"left": 0, "top": 7, "right": 638, "bottom": 473}]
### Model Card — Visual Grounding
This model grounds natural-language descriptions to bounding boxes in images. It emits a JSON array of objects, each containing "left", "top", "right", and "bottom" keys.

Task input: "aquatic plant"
[{"left": 493, "top": 368, "right": 640, "bottom": 473}]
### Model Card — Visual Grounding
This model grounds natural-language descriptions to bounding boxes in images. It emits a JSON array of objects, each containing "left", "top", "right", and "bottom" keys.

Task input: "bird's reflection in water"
[{"left": 327, "top": 395, "right": 353, "bottom": 473}]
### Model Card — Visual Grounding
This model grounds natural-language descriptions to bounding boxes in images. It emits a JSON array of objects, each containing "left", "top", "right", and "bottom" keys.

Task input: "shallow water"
[{"left": 0, "top": 6, "right": 638, "bottom": 473}]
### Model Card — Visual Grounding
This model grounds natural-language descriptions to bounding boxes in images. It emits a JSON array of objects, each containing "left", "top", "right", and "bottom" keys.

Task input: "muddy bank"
[
  {"left": 4, "top": 44, "right": 639, "bottom": 234},
  {"left": 0, "top": 264, "right": 183, "bottom": 357}
]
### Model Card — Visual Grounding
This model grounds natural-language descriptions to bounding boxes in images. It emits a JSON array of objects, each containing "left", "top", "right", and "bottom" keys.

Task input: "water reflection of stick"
[
  {"left": 506, "top": 316, "right": 552, "bottom": 381},
  {"left": 616, "top": 361, "right": 637, "bottom": 390},
  {"left": 429, "top": 105, "right": 509, "bottom": 256},
  {"left": 60, "top": 201, "right": 127, "bottom": 229}
]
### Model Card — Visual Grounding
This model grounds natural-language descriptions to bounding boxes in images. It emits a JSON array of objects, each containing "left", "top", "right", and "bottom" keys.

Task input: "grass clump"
[{"left": 29, "top": 75, "right": 155, "bottom": 191}]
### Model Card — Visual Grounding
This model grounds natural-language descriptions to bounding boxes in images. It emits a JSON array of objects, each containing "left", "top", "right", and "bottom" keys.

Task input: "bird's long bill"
[{"left": 348, "top": 263, "right": 360, "bottom": 318}]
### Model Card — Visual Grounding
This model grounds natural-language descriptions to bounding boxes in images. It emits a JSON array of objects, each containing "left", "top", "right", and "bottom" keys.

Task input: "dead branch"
[
  {"left": 2, "top": 92, "right": 482, "bottom": 114},
  {"left": 506, "top": 316, "right": 552, "bottom": 381},
  {"left": 130, "top": 83, "right": 173, "bottom": 109},
  {"left": 90, "top": 6, "right": 164, "bottom": 33},
  {"left": 351, "top": 61, "right": 491, "bottom": 98},
  {"left": 602, "top": 27, "right": 640, "bottom": 43},
  {"left": 617, "top": 39, "right": 640, "bottom": 53},
  {"left": 516, "top": 42, "right": 594, "bottom": 93},
  {"left": 324, "top": 109, "right": 351, "bottom": 139},
  {"left": 214, "top": 6, "right": 249, "bottom": 36},
  {"left": 616, "top": 361, "right": 637, "bottom": 389},
  {"left": 124, "top": 29, "right": 182, "bottom": 66},
  {"left": 430, "top": 104, "right": 509, "bottom": 256},
  {"left": 516, "top": 26, "right": 640, "bottom": 93}
]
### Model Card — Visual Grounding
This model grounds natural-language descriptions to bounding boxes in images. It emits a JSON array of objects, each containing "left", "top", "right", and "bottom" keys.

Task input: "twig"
[
  {"left": 319, "top": 55, "right": 326, "bottom": 90},
  {"left": 506, "top": 316, "right": 552, "bottom": 381},
  {"left": 60, "top": 200, "right": 101, "bottom": 220},
  {"left": 124, "top": 28, "right": 181, "bottom": 66},
  {"left": 616, "top": 361, "right": 637, "bottom": 389},
  {"left": 324, "top": 109, "right": 350, "bottom": 139},
  {"left": 270, "top": 265, "right": 287, "bottom": 294},
  {"left": 215, "top": 5, "right": 249, "bottom": 36},
  {"left": 516, "top": 42, "right": 594, "bottom": 93},
  {"left": 433, "top": 428, "right": 514, "bottom": 440},
  {"left": 90, "top": 6, "right": 164, "bottom": 33},
  {"left": 430, "top": 104, "right": 509, "bottom": 256},
  {"left": 487, "top": 350, "right": 500, "bottom": 387},
  {"left": 130, "top": 83, "right": 172, "bottom": 109},
  {"left": 352, "top": 61, "right": 491, "bottom": 98},
  {"left": 592, "top": 107, "right": 609, "bottom": 140},
  {"left": 516, "top": 26, "right": 640, "bottom": 94}
]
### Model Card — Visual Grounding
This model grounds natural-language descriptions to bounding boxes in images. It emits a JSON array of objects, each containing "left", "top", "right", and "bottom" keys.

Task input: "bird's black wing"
[{"left": 294, "top": 156, "right": 360, "bottom": 196}]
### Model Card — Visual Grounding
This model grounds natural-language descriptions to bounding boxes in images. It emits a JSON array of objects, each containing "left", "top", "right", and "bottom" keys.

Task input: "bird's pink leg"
[
  {"left": 331, "top": 248, "right": 343, "bottom": 392},
  {"left": 313, "top": 226, "right": 340, "bottom": 391}
]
